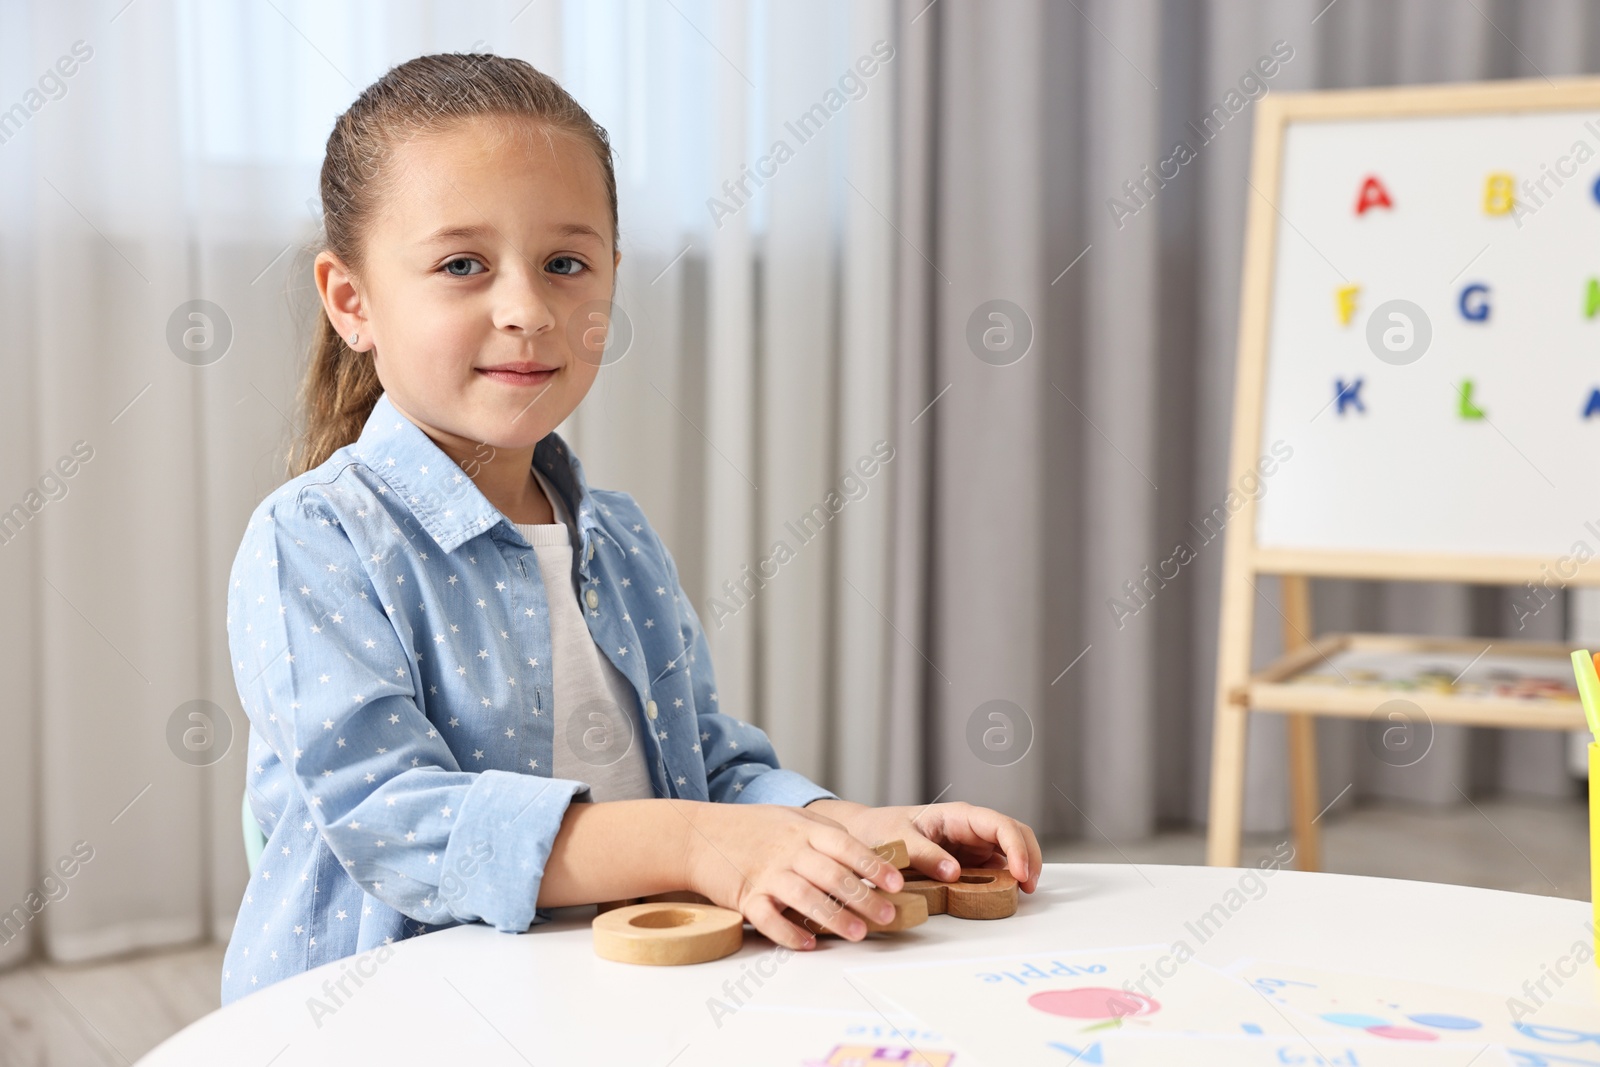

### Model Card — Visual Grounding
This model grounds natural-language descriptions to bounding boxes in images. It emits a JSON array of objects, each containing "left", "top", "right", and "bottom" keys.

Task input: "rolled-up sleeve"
[{"left": 230, "top": 490, "right": 588, "bottom": 933}]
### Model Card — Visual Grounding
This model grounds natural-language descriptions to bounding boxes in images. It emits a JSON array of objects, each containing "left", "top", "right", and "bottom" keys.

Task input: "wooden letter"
[{"left": 944, "top": 869, "right": 1019, "bottom": 920}]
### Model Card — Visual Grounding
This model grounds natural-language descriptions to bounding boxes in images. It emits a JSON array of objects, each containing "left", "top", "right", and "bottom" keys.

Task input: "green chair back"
[{"left": 242, "top": 791, "right": 267, "bottom": 875}]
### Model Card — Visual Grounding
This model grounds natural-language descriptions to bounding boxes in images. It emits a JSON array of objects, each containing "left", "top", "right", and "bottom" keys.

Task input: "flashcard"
[
  {"left": 688, "top": 1005, "right": 958, "bottom": 1067},
  {"left": 846, "top": 946, "right": 1317, "bottom": 1062},
  {"left": 847, "top": 947, "right": 1510, "bottom": 1065},
  {"left": 1231, "top": 959, "right": 1600, "bottom": 1060},
  {"left": 1036, "top": 1033, "right": 1507, "bottom": 1066}
]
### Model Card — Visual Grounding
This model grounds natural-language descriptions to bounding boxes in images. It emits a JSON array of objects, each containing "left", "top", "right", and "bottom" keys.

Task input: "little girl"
[{"left": 223, "top": 52, "right": 1040, "bottom": 1004}]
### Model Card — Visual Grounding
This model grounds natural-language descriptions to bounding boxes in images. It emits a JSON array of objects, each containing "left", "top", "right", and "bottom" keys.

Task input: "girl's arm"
[
  {"left": 542, "top": 792, "right": 912, "bottom": 949},
  {"left": 535, "top": 797, "right": 698, "bottom": 907}
]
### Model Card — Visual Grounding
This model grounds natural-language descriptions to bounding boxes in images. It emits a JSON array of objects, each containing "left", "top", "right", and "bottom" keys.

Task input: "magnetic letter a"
[{"left": 1355, "top": 175, "right": 1393, "bottom": 215}]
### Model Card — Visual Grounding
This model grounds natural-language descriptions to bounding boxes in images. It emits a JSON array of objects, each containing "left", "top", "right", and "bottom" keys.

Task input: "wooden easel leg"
[
  {"left": 1208, "top": 519, "right": 1259, "bottom": 869},
  {"left": 1287, "top": 714, "right": 1321, "bottom": 871},
  {"left": 1206, "top": 699, "right": 1249, "bottom": 867},
  {"left": 1279, "top": 575, "right": 1321, "bottom": 871}
]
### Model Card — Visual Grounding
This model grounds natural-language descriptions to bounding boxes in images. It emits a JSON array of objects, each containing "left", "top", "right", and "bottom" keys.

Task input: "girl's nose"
[{"left": 493, "top": 266, "right": 557, "bottom": 335}]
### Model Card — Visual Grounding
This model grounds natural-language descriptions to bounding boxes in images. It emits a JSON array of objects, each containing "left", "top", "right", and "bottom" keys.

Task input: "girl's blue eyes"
[
  {"left": 548, "top": 256, "right": 585, "bottom": 276},
  {"left": 440, "top": 256, "right": 587, "bottom": 278}
]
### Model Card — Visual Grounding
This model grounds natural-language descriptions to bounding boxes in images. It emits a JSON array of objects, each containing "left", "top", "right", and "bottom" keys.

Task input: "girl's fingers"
[
  {"left": 994, "top": 815, "right": 1042, "bottom": 891},
  {"left": 818, "top": 826, "right": 904, "bottom": 894},
  {"left": 795, "top": 851, "right": 898, "bottom": 929},
  {"left": 743, "top": 892, "right": 815, "bottom": 951},
  {"left": 903, "top": 833, "right": 962, "bottom": 881},
  {"left": 953, "top": 841, "right": 1001, "bottom": 867},
  {"left": 1017, "top": 821, "right": 1044, "bottom": 892},
  {"left": 931, "top": 804, "right": 1042, "bottom": 891},
  {"left": 927, "top": 809, "right": 999, "bottom": 868},
  {"left": 777, "top": 871, "right": 871, "bottom": 941}
]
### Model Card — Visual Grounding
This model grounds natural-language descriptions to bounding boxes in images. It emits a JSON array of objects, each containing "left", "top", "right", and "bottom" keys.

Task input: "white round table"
[{"left": 137, "top": 864, "right": 1600, "bottom": 1065}]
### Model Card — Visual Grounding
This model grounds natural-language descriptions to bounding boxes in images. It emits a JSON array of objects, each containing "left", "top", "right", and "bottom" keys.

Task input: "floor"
[
  {"left": 1046, "top": 795, "right": 1592, "bottom": 899},
  {"left": 0, "top": 939, "right": 226, "bottom": 1067},
  {"left": 0, "top": 797, "right": 1588, "bottom": 1065}
]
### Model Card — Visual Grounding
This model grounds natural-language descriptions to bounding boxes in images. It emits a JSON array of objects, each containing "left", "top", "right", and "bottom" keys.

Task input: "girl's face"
[{"left": 323, "top": 116, "right": 620, "bottom": 462}]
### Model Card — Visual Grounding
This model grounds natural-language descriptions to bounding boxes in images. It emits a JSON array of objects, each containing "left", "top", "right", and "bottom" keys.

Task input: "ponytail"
[{"left": 286, "top": 311, "right": 383, "bottom": 478}]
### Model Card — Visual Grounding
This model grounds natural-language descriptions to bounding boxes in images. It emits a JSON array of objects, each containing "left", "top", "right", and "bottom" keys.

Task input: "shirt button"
[
  {"left": 585, "top": 589, "right": 599, "bottom": 609},
  {"left": 646, "top": 700, "right": 658, "bottom": 720},
  {"left": 586, "top": 541, "right": 595, "bottom": 560}
]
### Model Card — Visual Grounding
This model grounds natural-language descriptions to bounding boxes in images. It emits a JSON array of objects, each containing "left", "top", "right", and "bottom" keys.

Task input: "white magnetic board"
[{"left": 1254, "top": 105, "right": 1600, "bottom": 562}]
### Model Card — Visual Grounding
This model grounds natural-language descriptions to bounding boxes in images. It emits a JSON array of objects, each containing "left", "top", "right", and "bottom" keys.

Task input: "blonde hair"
[{"left": 286, "top": 52, "right": 618, "bottom": 478}]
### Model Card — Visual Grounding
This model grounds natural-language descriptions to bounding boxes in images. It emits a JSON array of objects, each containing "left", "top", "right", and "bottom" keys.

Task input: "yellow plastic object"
[
  {"left": 1570, "top": 650, "right": 1600, "bottom": 738},
  {"left": 1590, "top": 743, "right": 1599, "bottom": 967}
]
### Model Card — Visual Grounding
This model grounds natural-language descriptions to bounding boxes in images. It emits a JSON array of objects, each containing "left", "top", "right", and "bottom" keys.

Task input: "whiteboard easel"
[{"left": 1208, "top": 76, "right": 1600, "bottom": 869}]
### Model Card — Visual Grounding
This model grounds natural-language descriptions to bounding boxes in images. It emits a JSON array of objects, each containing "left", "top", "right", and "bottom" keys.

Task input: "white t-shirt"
[{"left": 512, "top": 466, "right": 656, "bottom": 804}]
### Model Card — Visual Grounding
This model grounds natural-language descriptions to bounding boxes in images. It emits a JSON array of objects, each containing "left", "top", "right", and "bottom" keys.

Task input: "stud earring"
[{"left": 348, "top": 331, "right": 359, "bottom": 347}]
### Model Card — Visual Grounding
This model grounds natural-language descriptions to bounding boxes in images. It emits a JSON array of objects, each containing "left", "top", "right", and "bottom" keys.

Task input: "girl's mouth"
[{"left": 477, "top": 367, "right": 557, "bottom": 387}]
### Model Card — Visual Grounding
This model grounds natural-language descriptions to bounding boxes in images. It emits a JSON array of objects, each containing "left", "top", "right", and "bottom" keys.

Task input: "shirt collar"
[{"left": 350, "top": 391, "right": 602, "bottom": 556}]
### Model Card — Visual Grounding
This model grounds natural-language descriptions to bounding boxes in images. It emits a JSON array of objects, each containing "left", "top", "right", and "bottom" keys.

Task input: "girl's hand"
[
  {"left": 678, "top": 802, "right": 907, "bottom": 950},
  {"left": 807, "top": 799, "right": 1042, "bottom": 894}
]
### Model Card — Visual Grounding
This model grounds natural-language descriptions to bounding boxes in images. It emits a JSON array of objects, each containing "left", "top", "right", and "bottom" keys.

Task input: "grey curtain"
[{"left": 889, "top": 0, "right": 1600, "bottom": 844}]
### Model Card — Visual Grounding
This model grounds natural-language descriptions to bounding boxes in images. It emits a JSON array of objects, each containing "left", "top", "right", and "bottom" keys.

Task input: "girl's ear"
[
  {"left": 613, "top": 248, "right": 622, "bottom": 272},
  {"left": 315, "top": 249, "right": 369, "bottom": 350}
]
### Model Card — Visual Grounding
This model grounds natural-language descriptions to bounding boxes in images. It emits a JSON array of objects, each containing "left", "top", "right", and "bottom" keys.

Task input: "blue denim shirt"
[{"left": 220, "top": 391, "right": 836, "bottom": 1004}]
